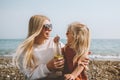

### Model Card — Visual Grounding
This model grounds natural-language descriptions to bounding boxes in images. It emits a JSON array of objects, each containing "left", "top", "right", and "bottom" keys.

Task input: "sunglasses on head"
[{"left": 43, "top": 24, "right": 52, "bottom": 30}]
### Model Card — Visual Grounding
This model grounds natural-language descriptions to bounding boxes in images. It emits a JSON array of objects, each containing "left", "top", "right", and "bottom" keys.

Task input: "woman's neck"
[{"left": 34, "top": 37, "right": 47, "bottom": 45}]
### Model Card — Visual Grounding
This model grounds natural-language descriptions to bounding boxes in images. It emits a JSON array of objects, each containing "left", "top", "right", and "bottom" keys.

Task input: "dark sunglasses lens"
[{"left": 44, "top": 24, "right": 52, "bottom": 29}]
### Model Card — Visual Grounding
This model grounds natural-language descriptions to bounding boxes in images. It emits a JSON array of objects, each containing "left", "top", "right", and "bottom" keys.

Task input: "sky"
[{"left": 0, "top": 0, "right": 120, "bottom": 39}]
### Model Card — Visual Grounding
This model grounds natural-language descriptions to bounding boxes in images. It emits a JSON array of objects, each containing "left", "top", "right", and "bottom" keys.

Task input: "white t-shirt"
[{"left": 19, "top": 38, "right": 64, "bottom": 80}]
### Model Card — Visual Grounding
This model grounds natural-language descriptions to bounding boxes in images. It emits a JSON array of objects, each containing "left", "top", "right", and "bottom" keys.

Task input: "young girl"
[{"left": 63, "top": 22, "right": 91, "bottom": 80}]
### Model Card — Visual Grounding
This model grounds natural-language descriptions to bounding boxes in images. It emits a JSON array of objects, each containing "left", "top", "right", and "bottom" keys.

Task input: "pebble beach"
[{"left": 0, "top": 56, "right": 120, "bottom": 80}]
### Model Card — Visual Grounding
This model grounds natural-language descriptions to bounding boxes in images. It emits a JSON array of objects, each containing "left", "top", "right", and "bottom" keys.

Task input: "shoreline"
[
  {"left": 0, "top": 56, "right": 120, "bottom": 80},
  {"left": 1, "top": 55, "right": 120, "bottom": 61}
]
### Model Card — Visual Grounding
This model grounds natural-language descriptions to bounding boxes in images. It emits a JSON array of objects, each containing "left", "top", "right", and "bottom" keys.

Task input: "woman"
[
  {"left": 63, "top": 22, "right": 91, "bottom": 80},
  {"left": 13, "top": 15, "right": 64, "bottom": 80}
]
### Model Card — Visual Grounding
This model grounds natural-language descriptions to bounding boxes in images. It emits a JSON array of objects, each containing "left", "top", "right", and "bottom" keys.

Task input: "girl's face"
[
  {"left": 39, "top": 20, "right": 52, "bottom": 39},
  {"left": 66, "top": 29, "right": 73, "bottom": 43}
]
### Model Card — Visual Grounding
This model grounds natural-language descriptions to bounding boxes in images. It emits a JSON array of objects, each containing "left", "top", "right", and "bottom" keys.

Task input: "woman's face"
[
  {"left": 66, "top": 29, "right": 73, "bottom": 43},
  {"left": 40, "top": 20, "right": 52, "bottom": 39}
]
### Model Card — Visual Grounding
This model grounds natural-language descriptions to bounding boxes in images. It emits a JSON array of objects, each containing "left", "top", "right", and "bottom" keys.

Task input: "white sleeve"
[
  {"left": 14, "top": 49, "right": 51, "bottom": 79},
  {"left": 60, "top": 41, "right": 65, "bottom": 48},
  {"left": 25, "top": 64, "right": 51, "bottom": 80}
]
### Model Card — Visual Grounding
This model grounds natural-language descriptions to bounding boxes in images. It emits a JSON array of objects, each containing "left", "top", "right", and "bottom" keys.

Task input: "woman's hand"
[
  {"left": 54, "top": 35, "right": 60, "bottom": 43},
  {"left": 80, "top": 52, "right": 91, "bottom": 64},
  {"left": 47, "top": 57, "right": 64, "bottom": 71},
  {"left": 77, "top": 51, "right": 91, "bottom": 70}
]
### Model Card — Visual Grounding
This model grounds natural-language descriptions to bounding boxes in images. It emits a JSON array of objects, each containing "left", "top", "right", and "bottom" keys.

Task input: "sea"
[{"left": 0, "top": 39, "right": 120, "bottom": 60}]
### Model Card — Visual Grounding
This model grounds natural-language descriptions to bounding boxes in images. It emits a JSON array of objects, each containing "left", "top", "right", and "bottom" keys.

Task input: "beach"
[
  {"left": 0, "top": 56, "right": 120, "bottom": 80},
  {"left": 88, "top": 59, "right": 120, "bottom": 80}
]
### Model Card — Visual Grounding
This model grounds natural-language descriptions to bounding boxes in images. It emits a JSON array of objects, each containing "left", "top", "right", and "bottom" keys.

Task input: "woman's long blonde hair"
[
  {"left": 14, "top": 15, "right": 50, "bottom": 69},
  {"left": 67, "top": 22, "right": 90, "bottom": 64}
]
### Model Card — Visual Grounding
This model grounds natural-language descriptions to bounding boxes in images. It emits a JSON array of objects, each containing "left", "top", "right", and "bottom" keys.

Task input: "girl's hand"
[{"left": 64, "top": 74, "right": 75, "bottom": 80}]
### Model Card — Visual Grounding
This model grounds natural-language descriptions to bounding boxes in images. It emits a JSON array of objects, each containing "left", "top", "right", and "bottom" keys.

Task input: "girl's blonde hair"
[
  {"left": 14, "top": 15, "right": 50, "bottom": 69},
  {"left": 67, "top": 22, "right": 90, "bottom": 64}
]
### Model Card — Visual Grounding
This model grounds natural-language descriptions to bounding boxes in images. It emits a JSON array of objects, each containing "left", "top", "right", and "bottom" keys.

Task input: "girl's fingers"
[
  {"left": 65, "top": 74, "right": 75, "bottom": 80},
  {"left": 65, "top": 74, "right": 71, "bottom": 80}
]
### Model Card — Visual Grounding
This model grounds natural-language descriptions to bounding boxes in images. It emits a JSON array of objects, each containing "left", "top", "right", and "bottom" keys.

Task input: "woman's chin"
[{"left": 44, "top": 36, "right": 50, "bottom": 39}]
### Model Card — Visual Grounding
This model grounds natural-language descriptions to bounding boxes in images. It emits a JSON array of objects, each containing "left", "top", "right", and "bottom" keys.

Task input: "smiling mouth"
[
  {"left": 45, "top": 32, "right": 50, "bottom": 37},
  {"left": 46, "top": 32, "right": 48, "bottom": 35}
]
